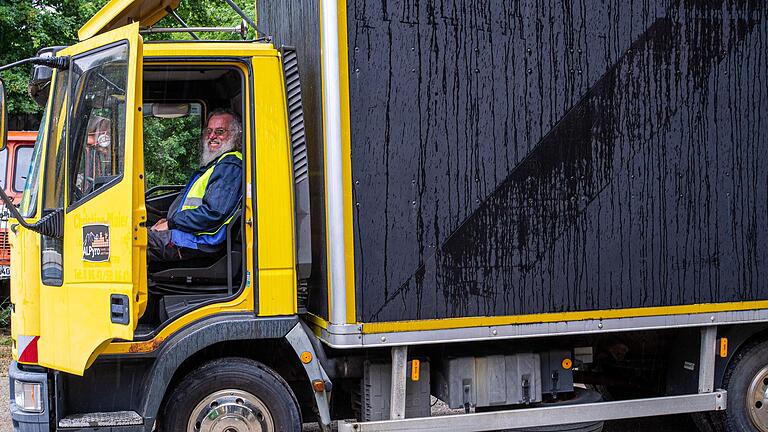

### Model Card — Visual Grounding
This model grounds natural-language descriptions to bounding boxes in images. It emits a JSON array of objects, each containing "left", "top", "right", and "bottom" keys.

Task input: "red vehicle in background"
[{"left": 0, "top": 131, "right": 36, "bottom": 298}]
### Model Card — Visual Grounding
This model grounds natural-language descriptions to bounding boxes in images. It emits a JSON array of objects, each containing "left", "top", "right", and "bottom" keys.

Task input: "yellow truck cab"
[{"left": 1, "top": 0, "right": 768, "bottom": 431}]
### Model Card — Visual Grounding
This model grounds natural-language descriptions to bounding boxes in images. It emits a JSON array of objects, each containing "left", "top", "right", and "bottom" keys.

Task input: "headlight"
[{"left": 13, "top": 380, "right": 43, "bottom": 412}]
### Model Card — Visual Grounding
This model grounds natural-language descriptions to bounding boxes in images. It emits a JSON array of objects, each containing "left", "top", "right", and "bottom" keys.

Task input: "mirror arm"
[
  {"left": 0, "top": 56, "right": 70, "bottom": 73},
  {"left": 0, "top": 187, "right": 63, "bottom": 239}
]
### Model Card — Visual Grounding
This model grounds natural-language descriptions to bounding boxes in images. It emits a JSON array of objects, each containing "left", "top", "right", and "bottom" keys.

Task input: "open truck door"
[{"left": 37, "top": 22, "right": 145, "bottom": 376}]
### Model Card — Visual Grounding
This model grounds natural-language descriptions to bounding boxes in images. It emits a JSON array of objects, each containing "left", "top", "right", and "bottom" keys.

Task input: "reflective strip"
[
  {"left": 176, "top": 151, "right": 243, "bottom": 236},
  {"left": 181, "top": 197, "right": 203, "bottom": 208},
  {"left": 180, "top": 151, "right": 242, "bottom": 211}
]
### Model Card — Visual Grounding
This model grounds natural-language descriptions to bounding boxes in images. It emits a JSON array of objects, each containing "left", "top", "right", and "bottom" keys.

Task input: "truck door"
[{"left": 37, "top": 23, "right": 145, "bottom": 375}]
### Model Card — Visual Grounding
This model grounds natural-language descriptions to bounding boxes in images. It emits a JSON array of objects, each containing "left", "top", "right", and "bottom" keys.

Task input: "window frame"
[
  {"left": 65, "top": 40, "right": 131, "bottom": 213},
  {"left": 12, "top": 145, "right": 34, "bottom": 192}
]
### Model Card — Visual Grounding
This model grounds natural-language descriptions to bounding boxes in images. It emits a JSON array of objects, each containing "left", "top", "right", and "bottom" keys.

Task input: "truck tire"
[
  {"left": 158, "top": 357, "right": 302, "bottom": 432},
  {"left": 694, "top": 339, "right": 768, "bottom": 432}
]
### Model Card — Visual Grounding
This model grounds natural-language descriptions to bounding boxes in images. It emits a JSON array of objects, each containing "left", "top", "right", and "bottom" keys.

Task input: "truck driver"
[{"left": 147, "top": 109, "right": 243, "bottom": 262}]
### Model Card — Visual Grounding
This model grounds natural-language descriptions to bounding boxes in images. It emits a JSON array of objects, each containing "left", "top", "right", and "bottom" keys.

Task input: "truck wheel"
[
  {"left": 722, "top": 339, "right": 768, "bottom": 431},
  {"left": 694, "top": 339, "right": 768, "bottom": 432},
  {"left": 158, "top": 357, "right": 302, "bottom": 432}
]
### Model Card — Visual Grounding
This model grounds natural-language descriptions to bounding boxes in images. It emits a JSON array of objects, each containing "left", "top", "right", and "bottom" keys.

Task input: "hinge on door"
[{"left": 110, "top": 294, "right": 130, "bottom": 325}]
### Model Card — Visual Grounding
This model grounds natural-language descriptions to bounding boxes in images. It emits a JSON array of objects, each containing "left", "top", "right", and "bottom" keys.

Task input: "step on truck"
[{"left": 0, "top": 0, "right": 767, "bottom": 431}]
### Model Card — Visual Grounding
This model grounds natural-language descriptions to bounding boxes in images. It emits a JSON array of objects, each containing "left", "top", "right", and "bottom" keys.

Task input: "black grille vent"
[
  {"left": 280, "top": 46, "right": 312, "bottom": 283},
  {"left": 282, "top": 47, "right": 308, "bottom": 184}
]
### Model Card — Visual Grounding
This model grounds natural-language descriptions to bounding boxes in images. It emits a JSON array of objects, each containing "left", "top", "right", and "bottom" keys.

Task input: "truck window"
[
  {"left": 143, "top": 102, "right": 203, "bottom": 189},
  {"left": 13, "top": 146, "right": 33, "bottom": 192},
  {"left": 19, "top": 109, "right": 48, "bottom": 218},
  {"left": 0, "top": 149, "right": 7, "bottom": 189},
  {"left": 68, "top": 43, "right": 128, "bottom": 207}
]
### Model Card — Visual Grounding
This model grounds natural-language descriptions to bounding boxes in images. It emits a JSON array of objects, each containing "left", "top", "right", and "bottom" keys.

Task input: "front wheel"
[{"left": 158, "top": 357, "right": 302, "bottom": 432}]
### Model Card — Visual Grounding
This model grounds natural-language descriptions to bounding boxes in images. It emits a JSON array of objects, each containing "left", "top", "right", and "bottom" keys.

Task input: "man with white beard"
[{"left": 147, "top": 109, "right": 243, "bottom": 262}]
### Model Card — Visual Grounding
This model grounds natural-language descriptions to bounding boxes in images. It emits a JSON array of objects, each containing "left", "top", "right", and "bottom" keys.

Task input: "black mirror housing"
[{"left": 28, "top": 46, "right": 65, "bottom": 107}]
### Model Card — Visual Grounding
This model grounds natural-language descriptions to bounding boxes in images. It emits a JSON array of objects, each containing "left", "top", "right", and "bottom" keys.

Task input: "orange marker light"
[
  {"left": 300, "top": 351, "right": 313, "bottom": 364},
  {"left": 719, "top": 338, "right": 728, "bottom": 358},
  {"left": 561, "top": 358, "right": 573, "bottom": 370},
  {"left": 411, "top": 359, "right": 421, "bottom": 381},
  {"left": 312, "top": 379, "right": 326, "bottom": 392}
]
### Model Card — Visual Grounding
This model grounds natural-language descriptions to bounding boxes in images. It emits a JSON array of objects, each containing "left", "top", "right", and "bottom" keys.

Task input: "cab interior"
[{"left": 135, "top": 64, "right": 247, "bottom": 334}]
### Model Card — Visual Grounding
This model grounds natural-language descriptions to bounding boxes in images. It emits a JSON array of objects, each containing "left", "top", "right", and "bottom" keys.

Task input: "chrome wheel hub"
[
  {"left": 188, "top": 389, "right": 274, "bottom": 432},
  {"left": 748, "top": 364, "right": 768, "bottom": 432}
]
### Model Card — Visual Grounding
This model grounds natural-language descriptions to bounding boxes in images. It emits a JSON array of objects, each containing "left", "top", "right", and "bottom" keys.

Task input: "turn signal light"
[{"left": 14, "top": 381, "right": 42, "bottom": 413}]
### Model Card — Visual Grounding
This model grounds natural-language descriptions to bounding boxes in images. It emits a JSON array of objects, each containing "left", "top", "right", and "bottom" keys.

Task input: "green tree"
[{"left": 0, "top": 0, "right": 106, "bottom": 119}]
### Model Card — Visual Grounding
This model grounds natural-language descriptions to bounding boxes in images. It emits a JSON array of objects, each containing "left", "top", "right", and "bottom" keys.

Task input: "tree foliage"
[
  {"left": 0, "top": 0, "right": 103, "bottom": 116},
  {"left": 1, "top": 0, "right": 253, "bottom": 186}
]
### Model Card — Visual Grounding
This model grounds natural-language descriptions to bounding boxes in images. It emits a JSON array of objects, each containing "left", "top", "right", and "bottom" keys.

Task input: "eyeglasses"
[{"left": 203, "top": 128, "right": 229, "bottom": 137}]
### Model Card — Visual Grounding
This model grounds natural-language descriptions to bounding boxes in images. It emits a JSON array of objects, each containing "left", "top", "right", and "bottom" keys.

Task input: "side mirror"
[
  {"left": 28, "top": 46, "right": 64, "bottom": 107},
  {"left": 0, "top": 79, "right": 6, "bottom": 152}
]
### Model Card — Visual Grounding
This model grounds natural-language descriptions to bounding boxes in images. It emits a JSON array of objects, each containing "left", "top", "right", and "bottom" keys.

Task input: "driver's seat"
[{"left": 148, "top": 210, "right": 243, "bottom": 293}]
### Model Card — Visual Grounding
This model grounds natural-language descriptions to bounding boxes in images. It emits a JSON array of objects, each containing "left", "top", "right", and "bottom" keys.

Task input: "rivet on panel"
[
  {"left": 491, "top": 329, "right": 498, "bottom": 336},
  {"left": 598, "top": 322, "right": 604, "bottom": 329},
  {"left": 381, "top": 336, "right": 387, "bottom": 342}
]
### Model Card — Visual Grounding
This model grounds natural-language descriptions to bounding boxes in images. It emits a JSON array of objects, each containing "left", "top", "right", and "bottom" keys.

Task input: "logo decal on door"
[{"left": 83, "top": 224, "right": 110, "bottom": 262}]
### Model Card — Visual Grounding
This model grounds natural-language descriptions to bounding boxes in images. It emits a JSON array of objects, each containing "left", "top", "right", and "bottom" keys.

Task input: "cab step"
[{"left": 58, "top": 410, "right": 143, "bottom": 428}]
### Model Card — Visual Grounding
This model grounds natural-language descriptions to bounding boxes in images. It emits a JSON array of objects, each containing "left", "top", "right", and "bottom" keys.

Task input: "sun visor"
[{"left": 78, "top": 0, "right": 180, "bottom": 41}]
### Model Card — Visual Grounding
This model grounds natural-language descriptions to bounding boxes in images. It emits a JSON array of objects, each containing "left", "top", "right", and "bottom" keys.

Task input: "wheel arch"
[
  {"left": 715, "top": 323, "right": 768, "bottom": 390},
  {"left": 135, "top": 313, "right": 300, "bottom": 426}
]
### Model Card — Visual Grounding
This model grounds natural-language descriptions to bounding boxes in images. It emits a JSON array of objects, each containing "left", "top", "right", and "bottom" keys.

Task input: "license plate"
[{"left": 0, "top": 266, "right": 10, "bottom": 278}]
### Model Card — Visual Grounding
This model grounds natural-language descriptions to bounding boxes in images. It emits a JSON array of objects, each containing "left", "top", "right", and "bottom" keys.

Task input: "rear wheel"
[
  {"left": 694, "top": 339, "right": 768, "bottom": 432},
  {"left": 158, "top": 357, "right": 302, "bottom": 432}
]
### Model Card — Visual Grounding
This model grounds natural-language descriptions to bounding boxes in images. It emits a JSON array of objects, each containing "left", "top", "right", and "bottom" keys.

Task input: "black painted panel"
[
  {"left": 256, "top": 1, "right": 329, "bottom": 319},
  {"left": 348, "top": 1, "right": 768, "bottom": 322}
]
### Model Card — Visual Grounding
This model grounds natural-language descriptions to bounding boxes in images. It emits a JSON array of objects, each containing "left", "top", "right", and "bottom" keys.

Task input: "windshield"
[{"left": 19, "top": 110, "right": 47, "bottom": 216}]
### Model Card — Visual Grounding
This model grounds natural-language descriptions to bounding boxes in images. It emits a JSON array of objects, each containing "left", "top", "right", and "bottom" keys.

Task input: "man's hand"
[{"left": 152, "top": 218, "right": 169, "bottom": 231}]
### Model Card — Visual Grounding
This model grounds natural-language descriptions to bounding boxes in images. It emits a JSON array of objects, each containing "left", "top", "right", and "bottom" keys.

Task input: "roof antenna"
[{"left": 221, "top": 0, "right": 270, "bottom": 41}]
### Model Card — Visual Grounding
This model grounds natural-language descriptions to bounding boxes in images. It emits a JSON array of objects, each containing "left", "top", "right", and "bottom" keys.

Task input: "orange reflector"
[
  {"left": 300, "top": 351, "right": 313, "bottom": 364},
  {"left": 561, "top": 358, "right": 573, "bottom": 370},
  {"left": 719, "top": 338, "right": 728, "bottom": 358},
  {"left": 312, "top": 379, "right": 326, "bottom": 392},
  {"left": 411, "top": 359, "right": 420, "bottom": 381}
]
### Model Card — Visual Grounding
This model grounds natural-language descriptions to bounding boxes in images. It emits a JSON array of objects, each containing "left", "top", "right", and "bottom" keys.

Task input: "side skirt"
[{"left": 337, "top": 391, "right": 727, "bottom": 432}]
